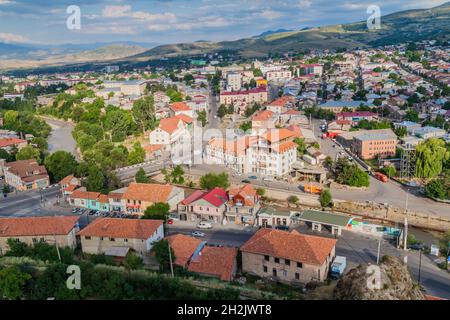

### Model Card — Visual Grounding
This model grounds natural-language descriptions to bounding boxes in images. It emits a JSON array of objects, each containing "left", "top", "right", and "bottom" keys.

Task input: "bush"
[
  {"left": 319, "top": 189, "right": 333, "bottom": 208},
  {"left": 287, "top": 195, "right": 299, "bottom": 204}
]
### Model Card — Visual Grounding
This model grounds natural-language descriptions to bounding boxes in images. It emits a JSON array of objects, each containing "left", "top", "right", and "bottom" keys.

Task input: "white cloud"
[
  {"left": 260, "top": 10, "right": 283, "bottom": 20},
  {"left": 102, "top": 5, "right": 131, "bottom": 18},
  {"left": 0, "top": 0, "right": 15, "bottom": 5},
  {"left": 298, "top": 0, "right": 312, "bottom": 9},
  {"left": 0, "top": 32, "right": 30, "bottom": 43},
  {"left": 82, "top": 23, "right": 136, "bottom": 35},
  {"left": 341, "top": 3, "right": 370, "bottom": 10}
]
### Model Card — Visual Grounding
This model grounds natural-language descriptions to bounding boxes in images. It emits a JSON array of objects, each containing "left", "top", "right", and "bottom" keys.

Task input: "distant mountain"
[
  {"left": 254, "top": 29, "right": 294, "bottom": 38},
  {"left": 131, "top": 2, "right": 450, "bottom": 60}
]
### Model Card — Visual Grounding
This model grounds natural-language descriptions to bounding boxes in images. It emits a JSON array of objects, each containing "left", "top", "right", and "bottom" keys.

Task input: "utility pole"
[
  {"left": 403, "top": 190, "right": 409, "bottom": 251},
  {"left": 168, "top": 241, "right": 174, "bottom": 278},
  {"left": 376, "top": 237, "right": 381, "bottom": 265},
  {"left": 418, "top": 248, "right": 422, "bottom": 285}
]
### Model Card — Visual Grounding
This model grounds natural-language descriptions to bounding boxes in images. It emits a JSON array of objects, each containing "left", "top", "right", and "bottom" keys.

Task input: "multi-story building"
[
  {"left": 3, "top": 159, "right": 49, "bottom": 191},
  {"left": 226, "top": 72, "right": 242, "bottom": 91},
  {"left": 266, "top": 69, "right": 292, "bottom": 82},
  {"left": 78, "top": 218, "right": 164, "bottom": 257},
  {"left": 68, "top": 189, "right": 110, "bottom": 212},
  {"left": 251, "top": 110, "right": 276, "bottom": 130},
  {"left": 352, "top": 133, "right": 398, "bottom": 160},
  {"left": 219, "top": 87, "right": 268, "bottom": 106},
  {"left": 0, "top": 216, "right": 80, "bottom": 254},
  {"left": 122, "top": 183, "right": 184, "bottom": 214},
  {"left": 177, "top": 187, "right": 228, "bottom": 223},
  {"left": 240, "top": 228, "right": 336, "bottom": 284},
  {"left": 225, "top": 184, "right": 260, "bottom": 225},
  {"left": 169, "top": 102, "right": 194, "bottom": 118},
  {"left": 336, "top": 111, "right": 378, "bottom": 125}
]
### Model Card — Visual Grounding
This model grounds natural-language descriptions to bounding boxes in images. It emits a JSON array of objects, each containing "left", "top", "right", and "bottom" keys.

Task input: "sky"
[{"left": 0, "top": 0, "right": 448, "bottom": 46}]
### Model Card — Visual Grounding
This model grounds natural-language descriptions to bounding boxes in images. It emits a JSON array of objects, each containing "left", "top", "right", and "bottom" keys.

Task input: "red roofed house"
[
  {"left": 169, "top": 102, "right": 194, "bottom": 118},
  {"left": 225, "top": 184, "right": 261, "bottom": 225},
  {"left": 240, "top": 229, "right": 336, "bottom": 284},
  {"left": 177, "top": 187, "right": 228, "bottom": 224},
  {"left": 266, "top": 96, "right": 295, "bottom": 114},
  {"left": 148, "top": 116, "right": 191, "bottom": 162},
  {"left": 166, "top": 233, "right": 237, "bottom": 281},
  {"left": 3, "top": 159, "right": 50, "bottom": 191},
  {"left": 0, "top": 137, "right": 27, "bottom": 151},
  {"left": 60, "top": 174, "right": 81, "bottom": 198},
  {"left": 252, "top": 110, "right": 276, "bottom": 129},
  {"left": 0, "top": 216, "right": 80, "bottom": 254},
  {"left": 78, "top": 218, "right": 164, "bottom": 257},
  {"left": 336, "top": 111, "right": 378, "bottom": 125}
]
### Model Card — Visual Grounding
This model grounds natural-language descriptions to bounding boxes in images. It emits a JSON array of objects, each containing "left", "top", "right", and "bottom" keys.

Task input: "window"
[
  {"left": 124, "top": 239, "right": 128, "bottom": 243},
  {"left": 85, "top": 236, "right": 91, "bottom": 240},
  {"left": 297, "top": 262, "right": 303, "bottom": 268},
  {"left": 295, "top": 273, "right": 300, "bottom": 280},
  {"left": 32, "top": 238, "right": 37, "bottom": 243},
  {"left": 274, "top": 257, "right": 280, "bottom": 264},
  {"left": 263, "top": 266, "right": 267, "bottom": 273},
  {"left": 285, "top": 259, "right": 290, "bottom": 266},
  {"left": 264, "top": 255, "right": 270, "bottom": 261},
  {"left": 272, "top": 269, "right": 277, "bottom": 277},
  {"left": 109, "top": 238, "right": 115, "bottom": 242}
]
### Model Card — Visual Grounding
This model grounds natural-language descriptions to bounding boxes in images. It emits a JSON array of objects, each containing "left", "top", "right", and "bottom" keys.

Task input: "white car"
[
  {"left": 191, "top": 231, "right": 205, "bottom": 237},
  {"left": 263, "top": 176, "right": 274, "bottom": 181},
  {"left": 197, "top": 221, "right": 213, "bottom": 229}
]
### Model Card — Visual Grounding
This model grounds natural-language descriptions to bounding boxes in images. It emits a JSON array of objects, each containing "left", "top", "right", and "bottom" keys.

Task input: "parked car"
[
  {"left": 408, "top": 243, "right": 425, "bottom": 251},
  {"left": 263, "top": 176, "right": 274, "bottom": 182},
  {"left": 71, "top": 208, "right": 78, "bottom": 213},
  {"left": 275, "top": 225, "right": 289, "bottom": 231},
  {"left": 197, "top": 221, "right": 213, "bottom": 229},
  {"left": 191, "top": 231, "right": 205, "bottom": 237},
  {"left": 248, "top": 175, "right": 257, "bottom": 180},
  {"left": 167, "top": 219, "right": 174, "bottom": 225},
  {"left": 241, "top": 179, "right": 251, "bottom": 183}
]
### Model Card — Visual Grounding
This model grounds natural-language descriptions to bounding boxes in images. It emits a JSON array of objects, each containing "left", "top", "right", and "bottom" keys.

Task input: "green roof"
[
  {"left": 258, "top": 207, "right": 291, "bottom": 217},
  {"left": 294, "top": 210, "right": 351, "bottom": 227}
]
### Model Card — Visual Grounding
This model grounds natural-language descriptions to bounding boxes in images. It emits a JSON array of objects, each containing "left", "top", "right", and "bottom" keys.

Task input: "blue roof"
[
  {"left": 397, "top": 121, "right": 419, "bottom": 127},
  {"left": 319, "top": 100, "right": 372, "bottom": 108}
]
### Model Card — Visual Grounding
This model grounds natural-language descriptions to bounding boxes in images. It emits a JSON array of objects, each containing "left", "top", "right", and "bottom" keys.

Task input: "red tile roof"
[
  {"left": 241, "top": 229, "right": 336, "bottom": 266},
  {"left": 158, "top": 117, "right": 183, "bottom": 134},
  {"left": 123, "top": 183, "right": 174, "bottom": 203},
  {"left": 170, "top": 102, "right": 192, "bottom": 112},
  {"left": 202, "top": 187, "right": 228, "bottom": 207},
  {"left": 78, "top": 218, "right": 163, "bottom": 239},
  {"left": 188, "top": 246, "right": 237, "bottom": 281},
  {"left": 0, "top": 216, "right": 79, "bottom": 237},
  {"left": 0, "top": 137, "right": 26, "bottom": 148},
  {"left": 166, "top": 234, "right": 202, "bottom": 267},
  {"left": 252, "top": 110, "right": 274, "bottom": 121},
  {"left": 68, "top": 189, "right": 101, "bottom": 200}
]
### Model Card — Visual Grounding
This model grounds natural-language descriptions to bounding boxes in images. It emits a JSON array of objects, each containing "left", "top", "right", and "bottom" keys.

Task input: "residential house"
[
  {"left": 318, "top": 101, "right": 372, "bottom": 113},
  {"left": 3, "top": 159, "right": 49, "bottom": 191},
  {"left": 336, "top": 111, "right": 378, "bottom": 125},
  {"left": 169, "top": 102, "right": 194, "bottom": 118},
  {"left": 122, "top": 183, "right": 184, "bottom": 214},
  {"left": 251, "top": 110, "right": 276, "bottom": 129},
  {"left": 240, "top": 228, "right": 336, "bottom": 284},
  {"left": 78, "top": 218, "right": 164, "bottom": 257},
  {"left": 0, "top": 137, "right": 27, "bottom": 152},
  {"left": 59, "top": 175, "right": 81, "bottom": 199},
  {"left": 225, "top": 184, "right": 261, "bottom": 225},
  {"left": 219, "top": 87, "right": 268, "bottom": 106},
  {"left": 0, "top": 216, "right": 79, "bottom": 254},
  {"left": 177, "top": 187, "right": 228, "bottom": 223}
]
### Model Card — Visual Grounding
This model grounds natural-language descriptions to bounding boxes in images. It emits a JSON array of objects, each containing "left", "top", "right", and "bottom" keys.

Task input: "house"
[
  {"left": 177, "top": 187, "right": 228, "bottom": 223},
  {"left": 336, "top": 111, "right": 378, "bottom": 124},
  {"left": 0, "top": 137, "right": 27, "bottom": 152},
  {"left": 78, "top": 218, "right": 164, "bottom": 257},
  {"left": 266, "top": 96, "right": 295, "bottom": 114},
  {"left": 266, "top": 69, "right": 292, "bottom": 82},
  {"left": 251, "top": 110, "right": 276, "bottom": 129},
  {"left": 122, "top": 183, "right": 184, "bottom": 214},
  {"left": 219, "top": 87, "right": 268, "bottom": 106},
  {"left": 257, "top": 207, "right": 292, "bottom": 227},
  {"left": 169, "top": 102, "right": 194, "bottom": 118},
  {"left": 167, "top": 234, "right": 238, "bottom": 281},
  {"left": 393, "top": 121, "right": 421, "bottom": 134},
  {"left": 352, "top": 133, "right": 398, "bottom": 160},
  {"left": 413, "top": 126, "right": 446, "bottom": 139},
  {"left": 3, "top": 159, "right": 49, "bottom": 191},
  {"left": 68, "top": 189, "right": 102, "bottom": 210},
  {"left": 318, "top": 101, "right": 372, "bottom": 113},
  {"left": 225, "top": 184, "right": 261, "bottom": 225},
  {"left": 59, "top": 175, "right": 81, "bottom": 198},
  {"left": 240, "top": 228, "right": 336, "bottom": 284},
  {"left": 0, "top": 216, "right": 79, "bottom": 254},
  {"left": 306, "top": 147, "right": 327, "bottom": 164},
  {"left": 108, "top": 187, "right": 128, "bottom": 212}
]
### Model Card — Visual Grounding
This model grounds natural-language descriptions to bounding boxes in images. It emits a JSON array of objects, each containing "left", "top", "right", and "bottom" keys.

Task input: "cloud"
[
  {"left": 0, "top": 0, "right": 15, "bottom": 4},
  {"left": 341, "top": 2, "right": 371, "bottom": 10},
  {"left": 0, "top": 32, "right": 30, "bottom": 43},
  {"left": 297, "top": 0, "right": 312, "bottom": 9},
  {"left": 81, "top": 23, "right": 136, "bottom": 35},
  {"left": 260, "top": 9, "right": 283, "bottom": 20},
  {"left": 102, "top": 5, "right": 131, "bottom": 18}
]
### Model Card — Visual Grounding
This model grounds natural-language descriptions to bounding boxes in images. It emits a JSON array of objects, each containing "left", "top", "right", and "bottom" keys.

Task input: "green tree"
[
  {"left": 217, "top": 104, "right": 227, "bottom": 118},
  {"left": 16, "top": 145, "right": 40, "bottom": 162},
  {"left": 124, "top": 253, "right": 144, "bottom": 270},
  {"left": 287, "top": 195, "right": 299, "bottom": 204},
  {"left": 44, "top": 151, "right": 78, "bottom": 182},
  {"left": 152, "top": 239, "right": 176, "bottom": 272},
  {"left": 142, "top": 202, "right": 170, "bottom": 221},
  {"left": 415, "top": 138, "right": 449, "bottom": 179},
  {"left": 294, "top": 137, "right": 307, "bottom": 155},
  {"left": 128, "top": 142, "right": 145, "bottom": 165},
  {"left": 239, "top": 121, "right": 252, "bottom": 132},
  {"left": 132, "top": 96, "right": 157, "bottom": 134},
  {"left": 380, "top": 165, "right": 397, "bottom": 178},
  {"left": 2, "top": 184, "right": 11, "bottom": 194},
  {"left": 256, "top": 188, "right": 266, "bottom": 196},
  {"left": 199, "top": 172, "right": 230, "bottom": 190},
  {"left": 86, "top": 165, "right": 105, "bottom": 192},
  {"left": 425, "top": 179, "right": 447, "bottom": 200},
  {"left": 319, "top": 189, "right": 333, "bottom": 208},
  {"left": 0, "top": 267, "right": 31, "bottom": 300},
  {"left": 171, "top": 165, "right": 185, "bottom": 184},
  {"left": 196, "top": 110, "right": 207, "bottom": 127},
  {"left": 135, "top": 168, "right": 149, "bottom": 183},
  {"left": 405, "top": 109, "right": 419, "bottom": 122}
]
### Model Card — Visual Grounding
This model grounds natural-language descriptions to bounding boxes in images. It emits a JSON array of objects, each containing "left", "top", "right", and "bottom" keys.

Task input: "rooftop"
[{"left": 0, "top": 216, "right": 79, "bottom": 237}]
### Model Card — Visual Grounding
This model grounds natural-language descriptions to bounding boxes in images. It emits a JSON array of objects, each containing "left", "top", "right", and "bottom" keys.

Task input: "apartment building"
[
  {"left": 78, "top": 218, "right": 164, "bottom": 257},
  {"left": 266, "top": 69, "right": 292, "bottom": 82},
  {"left": 352, "top": 133, "right": 398, "bottom": 160},
  {"left": 219, "top": 87, "right": 268, "bottom": 106},
  {"left": 240, "top": 228, "right": 336, "bottom": 284},
  {"left": 226, "top": 72, "right": 242, "bottom": 91},
  {"left": 0, "top": 216, "right": 80, "bottom": 254},
  {"left": 3, "top": 159, "right": 50, "bottom": 191}
]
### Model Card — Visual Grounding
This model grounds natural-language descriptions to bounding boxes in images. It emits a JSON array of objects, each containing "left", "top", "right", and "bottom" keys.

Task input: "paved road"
[
  {"left": 311, "top": 119, "right": 450, "bottom": 218},
  {"left": 168, "top": 223, "right": 450, "bottom": 299},
  {"left": 43, "top": 117, "right": 78, "bottom": 160},
  {"left": 0, "top": 186, "right": 61, "bottom": 216}
]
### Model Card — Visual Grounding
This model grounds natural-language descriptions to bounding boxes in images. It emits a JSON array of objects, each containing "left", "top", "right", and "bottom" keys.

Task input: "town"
[{"left": 0, "top": 2, "right": 449, "bottom": 302}]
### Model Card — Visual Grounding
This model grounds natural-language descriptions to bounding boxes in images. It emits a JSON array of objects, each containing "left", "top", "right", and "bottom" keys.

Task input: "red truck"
[
  {"left": 321, "top": 132, "right": 338, "bottom": 139},
  {"left": 374, "top": 172, "right": 388, "bottom": 183}
]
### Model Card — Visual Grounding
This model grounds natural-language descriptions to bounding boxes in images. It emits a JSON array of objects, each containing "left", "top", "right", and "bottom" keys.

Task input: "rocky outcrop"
[{"left": 334, "top": 256, "right": 425, "bottom": 300}]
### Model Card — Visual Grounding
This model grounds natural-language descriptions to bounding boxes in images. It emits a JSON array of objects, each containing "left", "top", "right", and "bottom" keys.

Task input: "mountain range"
[{"left": 1, "top": 2, "right": 450, "bottom": 72}]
